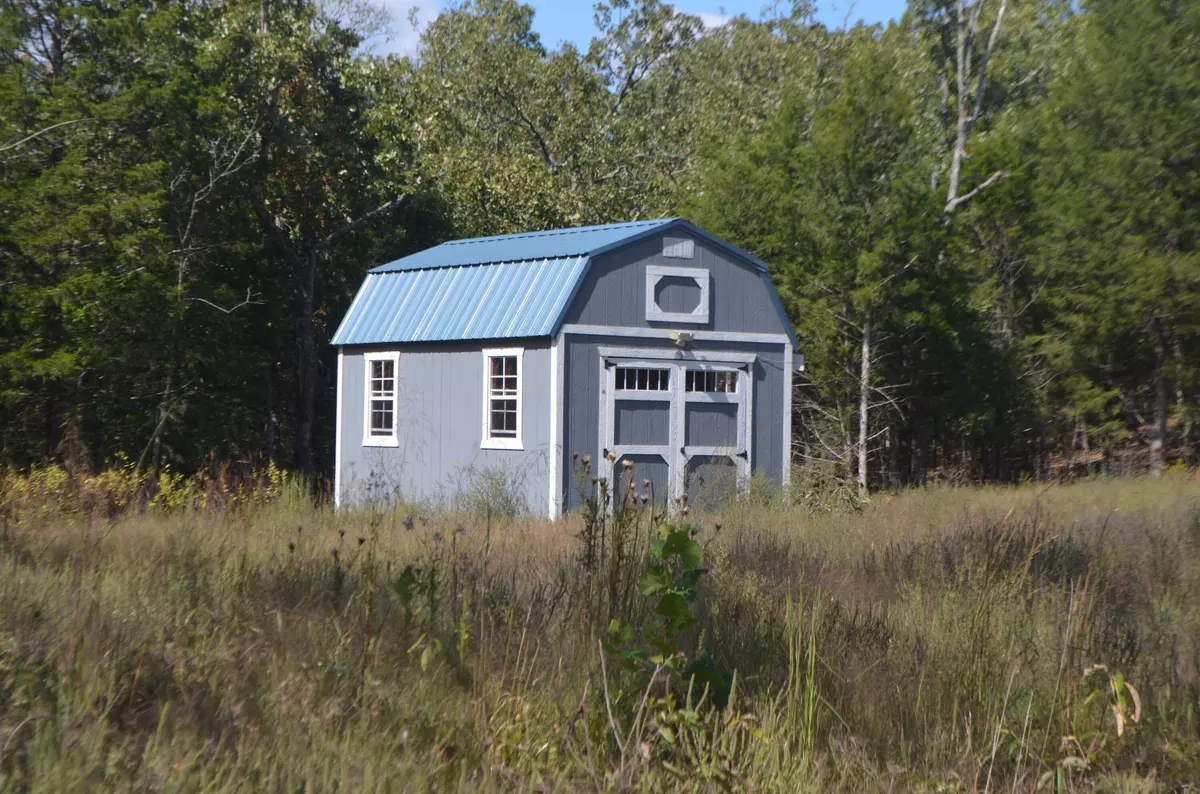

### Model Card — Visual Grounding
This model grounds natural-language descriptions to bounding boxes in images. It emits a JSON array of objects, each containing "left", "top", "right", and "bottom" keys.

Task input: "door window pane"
[
  {"left": 614, "top": 367, "right": 670, "bottom": 391},
  {"left": 685, "top": 369, "right": 737, "bottom": 394}
]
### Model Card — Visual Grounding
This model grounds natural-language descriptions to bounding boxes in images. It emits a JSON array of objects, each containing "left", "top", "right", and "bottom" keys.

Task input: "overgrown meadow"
[{"left": 1, "top": 465, "right": 1198, "bottom": 792}]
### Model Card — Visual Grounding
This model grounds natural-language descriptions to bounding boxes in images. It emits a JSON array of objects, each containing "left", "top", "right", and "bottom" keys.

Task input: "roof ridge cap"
[
  {"left": 442, "top": 217, "right": 674, "bottom": 247},
  {"left": 371, "top": 253, "right": 587, "bottom": 274}
]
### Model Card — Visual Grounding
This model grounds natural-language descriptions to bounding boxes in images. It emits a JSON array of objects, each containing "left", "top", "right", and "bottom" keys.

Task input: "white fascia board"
[{"left": 564, "top": 324, "right": 789, "bottom": 346}]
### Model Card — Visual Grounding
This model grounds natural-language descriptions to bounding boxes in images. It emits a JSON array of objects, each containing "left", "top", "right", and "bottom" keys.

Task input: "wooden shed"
[{"left": 331, "top": 219, "right": 799, "bottom": 516}]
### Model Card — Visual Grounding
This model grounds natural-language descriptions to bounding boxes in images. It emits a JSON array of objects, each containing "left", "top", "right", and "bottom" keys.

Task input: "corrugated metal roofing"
[
  {"left": 370, "top": 218, "right": 676, "bottom": 273},
  {"left": 332, "top": 218, "right": 791, "bottom": 346},
  {"left": 330, "top": 256, "right": 589, "bottom": 345}
]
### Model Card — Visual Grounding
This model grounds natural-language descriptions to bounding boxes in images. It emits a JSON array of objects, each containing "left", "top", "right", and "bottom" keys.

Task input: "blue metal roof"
[
  {"left": 330, "top": 256, "right": 589, "bottom": 345},
  {"left": 332, "top": 218, "right": 790, "bottom": 346},
  {"left": 370, "top": 218, "right": 676, "bottom": 272}
]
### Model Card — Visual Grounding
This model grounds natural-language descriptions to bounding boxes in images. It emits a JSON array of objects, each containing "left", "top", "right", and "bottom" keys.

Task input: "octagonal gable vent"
[{"left": 646, "top": 265, "right": 710, "bottom": 324}]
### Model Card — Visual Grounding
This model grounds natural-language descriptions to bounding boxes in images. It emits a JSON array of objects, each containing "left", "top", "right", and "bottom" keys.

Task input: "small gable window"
[
  {"left": 363, "top": 352, "right": 400, "bottom": 447},
  {"left": 482, "top": 348, "right": 523, "bottom": 450},
  {"left": 662, "top": 237, "right": 695, "bottom": 259}
]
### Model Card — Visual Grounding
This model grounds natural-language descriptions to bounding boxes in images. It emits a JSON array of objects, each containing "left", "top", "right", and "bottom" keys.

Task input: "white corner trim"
[
  {"left": 645, "top": 265, "right": 710, "bottom": 324},
  {"left": 783, "top": 344, "right": 794, "bottom": 493},
  {"left": 549, "top": 335, "right": 563, "bottom": 518},
  {"left": 481, "top": 347, "right": 524, "bottom": 451},
  {"left": 334, "top": 349, "right": 344, "bottom": 510},
  {"left": 362, "top": 351, "right": 400, "bottom": 448}
]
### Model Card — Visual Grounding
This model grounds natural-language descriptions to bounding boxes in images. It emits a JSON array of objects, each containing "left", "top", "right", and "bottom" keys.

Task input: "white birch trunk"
[
  {"left": 1150, "top": 318, "right": 1169, "bottom": 476},
  {"left": 858, "top": 312, "right": 872, "bottom": 499}
]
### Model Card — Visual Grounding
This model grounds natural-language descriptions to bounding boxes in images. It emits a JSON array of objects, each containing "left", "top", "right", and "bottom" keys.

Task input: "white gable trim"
[{"left": 645, "top": 265, "right": 710, "bottom": 324}]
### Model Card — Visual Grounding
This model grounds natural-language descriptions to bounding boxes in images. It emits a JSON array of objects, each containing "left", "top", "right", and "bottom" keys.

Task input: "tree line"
[{"left": 1, "top": 0, "right": 1196, "bottom": 490}]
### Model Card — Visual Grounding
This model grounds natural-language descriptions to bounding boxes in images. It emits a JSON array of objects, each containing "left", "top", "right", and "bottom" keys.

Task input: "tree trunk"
[
  {"left": 858, "top": 312, "right": 872, "bottom": 499},
  {"left": 293, "top": 248, "right": 319, "bottom": 481},
  {"left": 1149, "top": 318, "right": 1170, "bottom": 476},
  {"left": 1181, "top": 388, "right": 1194, "bottom": 466},
  {"left": 1175, "top": 341, "right": 1193, "bottom": 466},
  {"left": 266, "top": 362, "right": 278, "bottom": 465}
]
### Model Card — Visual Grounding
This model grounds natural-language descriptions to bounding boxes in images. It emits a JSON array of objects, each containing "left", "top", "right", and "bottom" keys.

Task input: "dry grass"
[{"left": 0, "top": 467, "right": 1198, "bottom": 791}]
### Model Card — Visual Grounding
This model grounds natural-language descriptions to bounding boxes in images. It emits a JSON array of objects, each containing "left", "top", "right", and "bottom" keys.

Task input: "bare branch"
[
  {"left": 972, "top": 0, "right": 1008, "bottom": 127},
  {"left": 945, "top": 0, "right": 1008, "bottom": 214},
  {"left": 0, "top": 118, "right": 96, "bottom": 154},
  {"left": 945, "top": 169, "right": 1010, "bottom": 213},
  {"left": 498, "top": 88, "right": 560, "bottom": 171},
  {"left": 315, "top": 192, "right": 412, "bottom": 252},
  {"left": 186, "top": 288, "right": 263, "bottom": 315}
]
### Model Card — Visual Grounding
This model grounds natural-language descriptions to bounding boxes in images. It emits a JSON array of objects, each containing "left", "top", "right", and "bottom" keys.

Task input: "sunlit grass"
[{"left": 1, "top": 467, "right": 1197, "bottom": 791}]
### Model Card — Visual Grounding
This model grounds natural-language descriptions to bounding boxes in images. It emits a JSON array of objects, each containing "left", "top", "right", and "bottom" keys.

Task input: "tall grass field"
[{"left": 0, "top": 466, "right": 1198, "bottom": 792}]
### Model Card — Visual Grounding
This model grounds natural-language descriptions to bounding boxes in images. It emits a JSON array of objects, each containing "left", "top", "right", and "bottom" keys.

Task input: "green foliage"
[
  {"left": 1030, "top": 0, "right": 1200, "bottom": 465},
  {"left": 605, "top": 520, "right": 729, "bottom": 707},
  {"left": 1, "top": 0, "right": 1196, "bottom": 484}
]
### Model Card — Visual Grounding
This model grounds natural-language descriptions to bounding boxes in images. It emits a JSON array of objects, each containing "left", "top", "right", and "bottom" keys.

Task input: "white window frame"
[
  {"left": 481, "top": 347, "right": 524, "bottom": 450},
  {"left": 645, "top": 265, "right": 710, "bottom": 324},
  {"left": 362, "top": 351, "right": 400, "bottom": 447}
]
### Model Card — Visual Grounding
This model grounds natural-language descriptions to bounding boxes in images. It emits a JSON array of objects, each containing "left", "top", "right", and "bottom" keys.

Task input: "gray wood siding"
[
  {"left": 614, "top": 401, "right": 671, "bottom": 445},
  {"left": 685, "top": 403, "right": 739, "bottom": 447},
  {"left": 613, "top": 454, "right": 670, "bottom": 513},
  {"left": 339, "top": 341, "right": 551, "bottom": 512},
  {"left": 654, "top": 277, "right": 702, "bottom": 314},
  {"left": 562, "top": 231, "right": 791, "bottom": 336},
  {"left": 562, "top": 335, "right": 787, "bottom": 510}
]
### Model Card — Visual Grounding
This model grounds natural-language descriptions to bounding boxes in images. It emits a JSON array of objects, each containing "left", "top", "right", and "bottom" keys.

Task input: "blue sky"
[{"left": 369, "top": 0, "right": 908, "bottom": 57}]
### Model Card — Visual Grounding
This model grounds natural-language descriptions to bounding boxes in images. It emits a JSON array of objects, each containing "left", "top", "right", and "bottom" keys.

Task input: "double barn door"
[{"left": 598, "top": 348, "right": 754, "bottom": 511}]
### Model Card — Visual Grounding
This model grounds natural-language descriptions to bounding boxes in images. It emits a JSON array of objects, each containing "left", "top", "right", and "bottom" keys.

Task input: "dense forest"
[{"left": 1, "top": 0, "right": 1196, "bottom": 491}]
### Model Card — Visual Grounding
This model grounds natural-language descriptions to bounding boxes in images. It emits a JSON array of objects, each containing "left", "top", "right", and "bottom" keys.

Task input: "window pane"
[
  {"left": 615, "top": 367, "right": 670, "bottom": 392},
  {"left": 370, "top": 400, "right": 393, "bottom": 434},
  {"left": 370, "top": 360, "right": 395, "bottom": 396},
  {"left": 490, "top": 399, "right": 517, "bottom": 436},
  {"left": 685, "top": 369, "right": 737, "bottom": 394}
]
